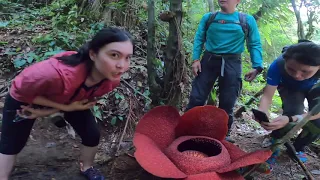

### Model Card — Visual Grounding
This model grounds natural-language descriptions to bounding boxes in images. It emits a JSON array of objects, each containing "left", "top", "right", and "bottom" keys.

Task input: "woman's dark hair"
[
  {"left": 58, "top": 27, "right": 134, "bottom": 66},
  {"left": 283, "top": 42, "right": 320, "bottom": 66},
  {"left": 298, "top": 39, "right": 312, "bottom": 43}
]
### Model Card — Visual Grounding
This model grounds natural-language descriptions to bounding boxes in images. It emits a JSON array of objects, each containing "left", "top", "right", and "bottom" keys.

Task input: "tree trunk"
[
  {"left": 147, "top": 0, "right": 161, "bottom": 106},
  {"left": 290, "top": 0, "right": 305, "bottom": 39},
  {"left": 162, "top": 0, "right": 186, "bottom": 107},
  {"left": 207, "top": 0, "right": 214, "bottom": 12}
]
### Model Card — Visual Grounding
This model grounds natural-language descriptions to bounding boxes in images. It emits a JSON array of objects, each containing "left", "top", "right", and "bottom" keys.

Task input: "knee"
[
  {"left": 311, "top": 119, "right": 320, "bottom": 129},
  {"left": 81, "top": 129, "right": 100, "bottom": 147},
  {"left": 0, "top": 139, "right": 27, "bottom": 155}
]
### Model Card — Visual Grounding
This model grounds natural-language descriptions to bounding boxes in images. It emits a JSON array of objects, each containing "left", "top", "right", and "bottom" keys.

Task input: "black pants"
[
  {"left": 271, "top": 86, "right": 320, "bottom": 152},
  {"left": 0, "top": 94, "right": 101, "bottom": 155},
  {"left": 186, "top": 51, "right": 242, "bottom": 130}
]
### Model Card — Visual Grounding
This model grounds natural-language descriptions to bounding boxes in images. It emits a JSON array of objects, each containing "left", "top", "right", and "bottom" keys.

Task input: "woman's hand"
[
  {"left": 260, "top": 115, "right": 289, "bottom": 131},
  {"left": 63, "top": 99, "right": 96, "bottom": 112},
  {"left": 17, "top": 105, "right": 59, "bottom": 119}
]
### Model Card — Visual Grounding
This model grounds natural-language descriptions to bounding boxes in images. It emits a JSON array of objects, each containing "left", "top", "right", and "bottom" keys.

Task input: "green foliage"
[
  {"left": 115, "top": 92, "right": 125, "bottom": 100},
  {"left": 110, "top": 116, "right": 124, "bottom": 126},
  {"left": 93, "top": 106, "right": 102, "bottom": 121},
  {"left": 2, "top": 0, "right": 105, "bottom": 69}
]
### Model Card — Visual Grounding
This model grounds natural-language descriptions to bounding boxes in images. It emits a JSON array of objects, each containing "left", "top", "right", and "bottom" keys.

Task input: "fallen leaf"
[
  {"left": 66, "top": 124, "right": 76, "bottom": 139},
  {"left": 311, "top": 170, "right": 320, "bottom": 175}
]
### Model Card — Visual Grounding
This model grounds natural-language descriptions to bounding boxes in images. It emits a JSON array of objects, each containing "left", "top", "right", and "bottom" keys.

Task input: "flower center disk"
[
  {"left": 165, "top": 136, "right": 231, "bottom": 174},
  {"left": 181, "top": 150, "right": 208, "bottom": 158},
  {"left": 178, "top": 138, "right": 222, "bottom": 158}
]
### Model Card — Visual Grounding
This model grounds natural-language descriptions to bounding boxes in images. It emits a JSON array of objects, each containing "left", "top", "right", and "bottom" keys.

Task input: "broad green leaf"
[
  {"left": 94, "top": 110, "right": 102, "bottom": 120},
  {"left": 43, "top": 49, "right": 65, "bottom": 57},
  {"left": 115, "top": 93, "right": 124, "bottom": 100},
  {"left": 4, "top": 52, "right": 17, "bottom": 55},
  {"left": 26, "top": 56, "right": 34, "bottom": 63},
  {"left": 13, "top": 59, "right": 27, "bottom": 68},
  {"left": 49, "top": 41, "right": 56, "bottom": 46},
  {"left": 0, "top": 22, "right": 9, "bottom": 28},
  {"left": 111, "top": 117, "right": 117, "bottom": 125},
  {"left": 93, "top": 106, "right": 99, "bottom": 112}
]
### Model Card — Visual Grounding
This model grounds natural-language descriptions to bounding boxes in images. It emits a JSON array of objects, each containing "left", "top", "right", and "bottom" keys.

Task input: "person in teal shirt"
[{"left": 186, "top": 0, "right": 264, "bottom": 141}]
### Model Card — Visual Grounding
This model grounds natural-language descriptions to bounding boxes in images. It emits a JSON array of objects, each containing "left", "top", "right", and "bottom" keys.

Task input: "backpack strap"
[
  {"left": 205, "top": 12, "right": 218, "bottom": 32},
  {"left": 239, "top": 12, "right": 249, "bottom": 50},
  {"left": 204, "top": 12, "right": 218, "bottom": 40}
]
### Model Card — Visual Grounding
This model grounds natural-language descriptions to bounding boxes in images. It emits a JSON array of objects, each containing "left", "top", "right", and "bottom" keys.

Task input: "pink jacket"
[{"left": 10, "top": 51, "right": 120, "bottom": 104}]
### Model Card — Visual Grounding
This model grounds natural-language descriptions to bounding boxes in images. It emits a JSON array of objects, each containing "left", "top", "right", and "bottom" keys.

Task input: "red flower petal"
[
  {"left": 133, "top": 133, "right": 187, "bottom": 179},
  {"left": 216, "top": 141, "right": 272, "bottom": 173},
  {"left": 221, "top": 140, "right": 247, "bottom": 161},
  {"left": 165, "top": 136, "right": 231, "bottom": 175},
  {"left": 135, "top": 105, "right": 180, "bottom": 150},
  {"left": 176, "top": 106, "right": 228, "bottom": 140},
  {"left": 184, "top": 171, "right": 244, "bottom": 180}
]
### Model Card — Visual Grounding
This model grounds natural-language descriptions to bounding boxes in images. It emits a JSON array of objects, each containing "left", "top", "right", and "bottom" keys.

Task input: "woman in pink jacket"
[{"left": 0, "top": 27, "right": 134, "bottom": 180}]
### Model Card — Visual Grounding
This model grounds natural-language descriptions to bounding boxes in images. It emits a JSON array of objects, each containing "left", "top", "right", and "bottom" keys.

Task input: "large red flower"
[{"left": 133, "top": 105, "right": 272, "bottom": 180}]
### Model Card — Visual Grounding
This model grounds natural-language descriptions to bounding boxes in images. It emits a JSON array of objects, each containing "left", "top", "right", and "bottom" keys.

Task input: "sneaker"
[
  {"left": 266, "top": 147, "right": 280, "bottom": 165},
  {"left": 258, "top": 145, "right": 281, "bottom": 174},
  {"left": 295, "top": 151, "right": 308, "bottom": 163},
  {"left": 256, "top": 162, "right": 272, "bottom": 174},
  {"left": 81, "top": 167, "right": 105, "bottom": 180}
]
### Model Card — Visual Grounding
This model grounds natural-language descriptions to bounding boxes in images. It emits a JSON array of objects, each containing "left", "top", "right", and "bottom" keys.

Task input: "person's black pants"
[
  {"left": 271, "top": 86, "right": 320, "bottom": 152},
  {"left": 186, "top": 51, "right": 242, "bottom": 130},
  {"left": 0, "top": 94, "right": 101, "bottom": 155}
]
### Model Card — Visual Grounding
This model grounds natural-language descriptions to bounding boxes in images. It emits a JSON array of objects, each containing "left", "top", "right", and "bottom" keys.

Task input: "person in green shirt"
[{"left": 186, "top": 0, "right": 264, "bottom": 141}]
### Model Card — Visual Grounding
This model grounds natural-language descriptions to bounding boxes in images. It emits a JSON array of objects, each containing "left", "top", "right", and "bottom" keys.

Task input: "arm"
[
  {"left": 246, "top": 15, "right": 263, "bottom": 69},
  {"left": 258, "top": 85, "right": 277, "bottom": 115},
  {"left": 10, "top": 61, "right": 72, "bottom": 111},
  {"left": 32, "top": 96, "right": 69, "bottom": 111},
  {"left": 292, "top": 113, "right": 320, "bottom": 121},
  {"left": 258, "top": 59, "right": 281, "bottom": 114},
  {"left": 192, "top": 13, "right": 211, "bottom": 61},
  {"left": 261, "top": 110, "right": 320, "bottom": 131}
]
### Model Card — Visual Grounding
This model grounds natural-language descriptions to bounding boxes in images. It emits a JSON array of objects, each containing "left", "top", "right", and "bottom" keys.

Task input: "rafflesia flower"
[{"left": 133, "top": 105, "right": 272, "bottom": 180}]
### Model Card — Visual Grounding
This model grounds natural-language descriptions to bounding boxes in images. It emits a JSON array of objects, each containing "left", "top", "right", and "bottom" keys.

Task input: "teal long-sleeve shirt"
[{"left": 192, "top": 11, "right": 263, "bottom": 68}]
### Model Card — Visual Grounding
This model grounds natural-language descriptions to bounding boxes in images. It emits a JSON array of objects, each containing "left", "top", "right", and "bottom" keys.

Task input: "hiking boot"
[
  {"left": 266, "top": 145, "right": 281, "bottom": 164},
  {"left": 81, "top": 167, "right": 105, "bottom": 180}
]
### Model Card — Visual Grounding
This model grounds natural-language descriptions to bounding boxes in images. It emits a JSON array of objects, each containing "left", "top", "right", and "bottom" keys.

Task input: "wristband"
[
  {"left": 254, "top": 67, "right": 263, "bottom": 73},
  {"left": 288, "top": 116, "right": 293, "bottom": 122}
]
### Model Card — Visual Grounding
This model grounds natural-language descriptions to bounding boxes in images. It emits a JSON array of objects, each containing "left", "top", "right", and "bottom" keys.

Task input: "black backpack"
[{"left": 204, "top": 12, "right": 250, "bottom": 49}]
